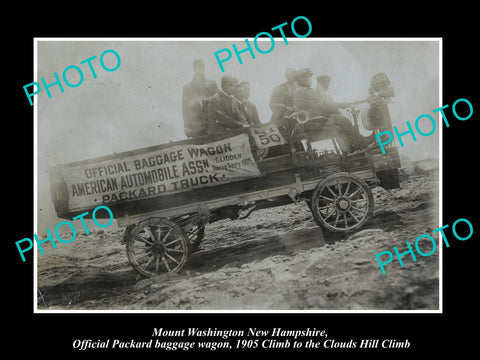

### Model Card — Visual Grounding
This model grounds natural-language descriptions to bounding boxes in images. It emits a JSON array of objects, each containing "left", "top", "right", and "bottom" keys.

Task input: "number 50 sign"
[{"left": 250, "top": 124, "right": 287, "bottom": 149}]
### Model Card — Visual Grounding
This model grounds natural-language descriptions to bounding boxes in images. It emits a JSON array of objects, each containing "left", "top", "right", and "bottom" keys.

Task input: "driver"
[{"left": 294, "top": 68, "right": 374, "bottom": 152}]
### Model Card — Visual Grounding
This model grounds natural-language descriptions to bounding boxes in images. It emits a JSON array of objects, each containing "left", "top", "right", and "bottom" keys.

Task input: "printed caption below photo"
[{"left": 73, "top": 327, "right": 411, "bottom": 351}]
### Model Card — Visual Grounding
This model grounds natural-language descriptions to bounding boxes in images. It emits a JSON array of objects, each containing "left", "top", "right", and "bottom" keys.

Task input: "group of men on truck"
[{"left": 182, "top": 58, "right": 377, "bottom": 153}]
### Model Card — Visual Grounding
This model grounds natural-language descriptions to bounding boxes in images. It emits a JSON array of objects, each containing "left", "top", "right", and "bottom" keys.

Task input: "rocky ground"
[{"left": 37, "top": 158, "right": 439, "bottom": 311}]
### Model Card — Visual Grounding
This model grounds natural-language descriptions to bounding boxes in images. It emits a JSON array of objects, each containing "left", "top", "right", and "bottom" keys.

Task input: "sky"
[{"left": 35, "top": 39, "right": 440, "bottom": 232}]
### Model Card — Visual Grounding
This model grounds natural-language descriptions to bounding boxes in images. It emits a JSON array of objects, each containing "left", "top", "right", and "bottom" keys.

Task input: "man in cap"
[
  {"left": 182, "top": 58, "right": 219, "bottom": 137},
  {"left": 269, "top": 68, "right": 298, "bottom": 125},
  {"left": 293, "top": 68, "right": 319, "bottom": 113},
  {"left": 206, "top": 75, "right": 248, "bottom": 135},
  {"left": 234, "top": 81, "right": 261, "bottom": 126},
  {"left": 294, "top": 68, "right": 373, "bottom": 152}
]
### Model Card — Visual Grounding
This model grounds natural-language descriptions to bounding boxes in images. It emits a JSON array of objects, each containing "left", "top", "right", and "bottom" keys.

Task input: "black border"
[{"left": 7, "top": 6, "right": 478, "bottom": 355}]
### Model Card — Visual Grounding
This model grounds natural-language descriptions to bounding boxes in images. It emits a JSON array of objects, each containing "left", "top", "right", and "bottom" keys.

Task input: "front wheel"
[
  {"left": 126, "top": 218, "right": 188, "bottom": 277},
  {"left": 310, "top": 173, "right": 374, "bottom": 233}
]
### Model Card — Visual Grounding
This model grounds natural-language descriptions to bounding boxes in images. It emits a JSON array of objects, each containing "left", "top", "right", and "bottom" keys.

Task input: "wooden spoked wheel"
[
  {"left": 311, "top": 173, "right": 374, "bottom": 233},
  {"left": 126, "top": 218, "right": 188, "bottom": 277}
]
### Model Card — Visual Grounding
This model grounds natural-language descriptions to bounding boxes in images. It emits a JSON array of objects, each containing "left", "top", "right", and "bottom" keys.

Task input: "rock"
[
  {"left": 306, "top": 294, "right": 328, "bottom": 308},
  {"left": 353, "top": 259, "right": 371, "bottom": 266},
  {"left": 133, "top": 278, "right": 154, "bottom": 291},
  {"left": 393, "top": 188, "right": 411, "bottom": 199},
  {"left": 405, "top": 285, "right": 420, "bottom": 294},
  {"left": 350, "top": 303, "right": 364, "bottom": 310},
  {"left": 348, "top": 229, "right": 384, "bottom": 241},
  {"left": 413, "top": 158, "right": 438, "bottom": 174},
  {"left": 150, "top": 283, "right": 167, "bottom": 290},
  {"left": 400, "top": 155, "right": 415, "bottom": 174}
]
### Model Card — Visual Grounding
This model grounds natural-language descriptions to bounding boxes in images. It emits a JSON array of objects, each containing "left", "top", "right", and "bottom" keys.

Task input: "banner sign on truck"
[{"left": 63, "top": 134, "right": 261, "bottom": 212}]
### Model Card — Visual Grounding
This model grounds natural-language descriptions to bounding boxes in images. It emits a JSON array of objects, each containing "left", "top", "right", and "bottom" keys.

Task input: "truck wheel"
[
  {"left": 126, "top": 218, "right": 188, "bottom": 277},
  {"left": 311, "top": 173, "right": 374, "bottom": 233}
]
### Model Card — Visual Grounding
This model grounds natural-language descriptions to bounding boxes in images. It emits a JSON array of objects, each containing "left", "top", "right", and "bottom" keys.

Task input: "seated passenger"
[
  {"left": 233, "top": 81, "right": 261, "bottom": 127},
  {"left": 206, "top": 75, "right": 248, "bottom": 135},
  {"left": 182, "top": 58, "right": 218, "bottom": 138},
  {"left": 269, "top": 68, "right": 297, "bottom": 126}
]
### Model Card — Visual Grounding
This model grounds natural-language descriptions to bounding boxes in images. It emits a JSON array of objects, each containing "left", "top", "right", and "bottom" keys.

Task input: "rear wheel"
[
  {"left": 126, "top": 218, "right": 188, "bottom": 277},
  {"left": 311, "top": 173, "right": 374, "bottom": 233}
]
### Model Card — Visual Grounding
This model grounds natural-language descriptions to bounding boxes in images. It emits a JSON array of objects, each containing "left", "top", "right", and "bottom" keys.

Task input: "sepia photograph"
[{"left": 34, "top": 38, "right": 441, "bottom": 311}]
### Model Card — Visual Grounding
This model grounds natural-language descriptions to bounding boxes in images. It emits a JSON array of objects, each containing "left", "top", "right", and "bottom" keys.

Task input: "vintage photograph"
[{"left": 35, "top": 39, "right": 440, "bottom": 311}]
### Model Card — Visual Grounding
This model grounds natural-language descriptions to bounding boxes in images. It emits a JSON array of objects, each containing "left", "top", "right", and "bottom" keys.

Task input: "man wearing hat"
[
  {"left": 206, "top": 75, "right": 248, "bottom": 135},
  {"left": 294, "top": 68, "right": 373, "bottom": 152},
  {"left": 269, "top": 68, "right": 298, "bottom": 125},
  {"left": 182, "top": 58, "right": 219, "bottom": 138},
  {"left": 234, "top": 81, "right": 261, "bottom": 126}
]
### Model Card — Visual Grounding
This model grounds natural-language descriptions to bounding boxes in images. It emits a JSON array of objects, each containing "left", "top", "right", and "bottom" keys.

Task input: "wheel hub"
[
  {"left": 150, "top": 242, "right": 166, "bottom": 256},
  {"left": 336, "top": 197, "right": 350, "bottom": 211}
]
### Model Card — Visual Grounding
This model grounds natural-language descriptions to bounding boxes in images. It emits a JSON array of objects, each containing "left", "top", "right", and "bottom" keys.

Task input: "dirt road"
[{"left": 37, "top": 160, "right": 439, "bottom": 311}]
